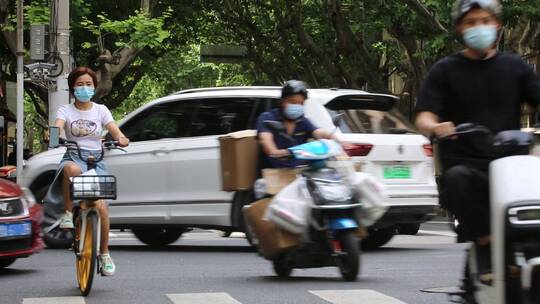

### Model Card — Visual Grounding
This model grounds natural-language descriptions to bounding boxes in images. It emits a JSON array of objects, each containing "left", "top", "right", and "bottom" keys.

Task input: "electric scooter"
[
  {"left": 263, "top": 120, "right": 364, "bottom": 281},
  {"left": 438, "top": 124, "right": 540, "bottom": 304}
]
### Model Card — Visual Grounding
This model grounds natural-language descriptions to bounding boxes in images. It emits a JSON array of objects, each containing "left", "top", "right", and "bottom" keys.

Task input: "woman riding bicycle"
[{"left": 51, "top": 66, "right": 129, "bottom": 276}]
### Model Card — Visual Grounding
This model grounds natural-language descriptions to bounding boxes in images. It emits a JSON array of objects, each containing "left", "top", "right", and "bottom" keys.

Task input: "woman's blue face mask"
[{"left": 73, "top": 86, "right": 95, "bottom": 102}]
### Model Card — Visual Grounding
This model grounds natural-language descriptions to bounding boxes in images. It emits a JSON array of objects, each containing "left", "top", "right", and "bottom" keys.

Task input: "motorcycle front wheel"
[
  {"left": 272, "top": 253, "right": 293, "bottom": 278},
  {"left": 337, "top": 231, "right": 360, "bottom": 281}
]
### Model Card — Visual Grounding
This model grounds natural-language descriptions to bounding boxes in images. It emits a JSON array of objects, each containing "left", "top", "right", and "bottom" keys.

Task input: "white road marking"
[
  {"left": 22, "top": 297, "right": 86, "bottom": 304},
  {"left": 418, "top": 229, "right": 456, "bottom": 237},
  {"left": 229, "top": 232, "right": 246, "bottom": 238},
  {"left": 167, "top": 292, "right": 242, "bottom": 304},
  {"left": 310, "top": 289, "right": 407, "bottom": 304}
]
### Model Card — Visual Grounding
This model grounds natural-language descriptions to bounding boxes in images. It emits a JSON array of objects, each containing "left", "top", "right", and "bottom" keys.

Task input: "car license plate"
[
  {"left": 0, "top": 222, "right": 31, "bottom": 238},
  {"left": 383, "top": 165, "right": 412, "bottom": 179}
]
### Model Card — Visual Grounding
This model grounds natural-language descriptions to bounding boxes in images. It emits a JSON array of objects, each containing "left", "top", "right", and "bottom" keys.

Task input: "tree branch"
[
  {"left": 100, "top": 66, "right": 145, "bottom": 110},
  {"left": 284, "top": 0, "right": 346, "bottom": 86},
  {"left": 0, "top": 0, "right": 16, "bottom": 56},
  {"left": 26, "top": 89, "right": 48, "bottom": 120},
  {"left": 324, "top": 0, "right": 389, "bottom": 92},
  {"left": 402, "top": 0, "right": 448, "bottom": 35}
]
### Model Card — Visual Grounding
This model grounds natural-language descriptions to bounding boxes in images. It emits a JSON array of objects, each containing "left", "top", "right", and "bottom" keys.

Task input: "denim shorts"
[
  {"left": 59, "top": 149, "right": 108, "bottom": 175},
  {"left": 43, "top": 149, "right": 108, "bottom": 206}
]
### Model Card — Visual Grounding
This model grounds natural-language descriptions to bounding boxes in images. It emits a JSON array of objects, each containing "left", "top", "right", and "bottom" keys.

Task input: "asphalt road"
[{"left": 1, "top": 221, "right": 466, "bottom": 304}]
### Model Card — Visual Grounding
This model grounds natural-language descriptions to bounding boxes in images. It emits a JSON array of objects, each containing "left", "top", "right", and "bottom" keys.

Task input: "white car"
[{"left": 22, "top": 87, "right": 438, "bottom": 249}]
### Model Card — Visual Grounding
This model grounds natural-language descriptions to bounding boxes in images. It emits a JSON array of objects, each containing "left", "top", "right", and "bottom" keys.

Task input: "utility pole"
[
  {"left": 48, "top": 0, "right": 70, "bottom": 127},
  {"left": 15, "top": 0, "right": 23, "bottom": 184}
]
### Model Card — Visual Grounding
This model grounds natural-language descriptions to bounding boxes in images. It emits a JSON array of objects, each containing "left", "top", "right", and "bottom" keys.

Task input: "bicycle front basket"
[{"left": 70, "top": 175, "right": 117, "bottom": 200}]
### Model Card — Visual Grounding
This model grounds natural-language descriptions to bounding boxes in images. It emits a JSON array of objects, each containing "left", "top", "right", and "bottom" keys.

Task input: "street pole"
[
  {"left": 48, "top": 0, "right": 70, "bottom": 127},
  {"left": 16, "top": 0, "right": 24, "bottom": 184}
]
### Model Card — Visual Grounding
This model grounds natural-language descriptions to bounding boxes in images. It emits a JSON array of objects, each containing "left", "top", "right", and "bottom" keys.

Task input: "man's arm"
[
  {"left": 259, "top": 132, "right": 290, "bottom": 158},
  {"left": 313, "top": 129, "right": 337, "bottom": 140},
  {"left": 415, "top": 111, "right": 455, "bottom": 138},
  {"left": 516, "top": 56, "right": 540, "bottom": 112}
]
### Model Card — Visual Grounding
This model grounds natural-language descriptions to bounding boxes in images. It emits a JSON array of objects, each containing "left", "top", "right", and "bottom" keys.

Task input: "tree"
[
  {"left": 1, "top": 0, "right": 538, "bottom": 128},
  {"left": 0, "top": 0, "right": 182, "bottom": 121},
  {"left": 201, "top": 0, "right": 540, "bottom": 117}
]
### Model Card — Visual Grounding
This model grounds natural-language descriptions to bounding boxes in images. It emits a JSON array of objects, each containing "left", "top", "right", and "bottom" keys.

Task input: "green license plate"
[{"left": 383, "top": 165, "right": 411, "bottom": 179}]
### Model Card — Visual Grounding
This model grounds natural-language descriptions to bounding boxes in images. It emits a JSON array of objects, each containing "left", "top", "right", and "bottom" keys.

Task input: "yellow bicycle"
[{"left": 60, "top": 139, "right": 120, "bottom": 296}]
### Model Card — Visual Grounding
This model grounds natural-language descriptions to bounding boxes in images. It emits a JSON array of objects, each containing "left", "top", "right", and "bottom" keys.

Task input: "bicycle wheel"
[{"left": 76, "top": 211, "right": 98, "bottom": 296}]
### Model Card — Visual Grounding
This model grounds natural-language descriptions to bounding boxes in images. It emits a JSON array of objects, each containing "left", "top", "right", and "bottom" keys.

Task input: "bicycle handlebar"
[{"left": 60, "top": 139, "right": 126, "bottom": 165}]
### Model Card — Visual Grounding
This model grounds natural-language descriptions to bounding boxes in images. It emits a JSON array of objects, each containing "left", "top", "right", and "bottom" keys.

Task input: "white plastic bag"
[
  {"left": 253, "top": 178, "right": 267, "bottom": 200},
  {"left": 70, "top": 169, "right": 102, "bottom": 198},
  {"left": 264, "top": 177, "right": 311, "bottom": 235},
  {"left": 349, "top": 172, "right": 388, "bottom": 227}
]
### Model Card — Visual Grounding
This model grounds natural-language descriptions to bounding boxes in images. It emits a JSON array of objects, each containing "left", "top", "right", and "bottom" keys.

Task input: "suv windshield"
[{"left": 328, "top": 109, "right": 415, "bottom": 134}]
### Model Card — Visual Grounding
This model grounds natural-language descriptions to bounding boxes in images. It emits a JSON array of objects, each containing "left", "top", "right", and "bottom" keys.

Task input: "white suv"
[{"left": 22, "top": 87, "right": 438, "bottom": 249}]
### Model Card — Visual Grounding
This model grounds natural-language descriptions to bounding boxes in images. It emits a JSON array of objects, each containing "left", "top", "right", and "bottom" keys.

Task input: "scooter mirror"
[
  {"left": 264, "top": 120, "right": 286, "bottom": 133},
  {"left": 48, "top": 126, "right": 60, "bottom": 148}
]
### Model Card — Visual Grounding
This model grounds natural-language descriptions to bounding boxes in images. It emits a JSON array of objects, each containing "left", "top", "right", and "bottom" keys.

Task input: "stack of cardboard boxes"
[{"left": 219, "top": 130, "right": 300, "bottom": 258}]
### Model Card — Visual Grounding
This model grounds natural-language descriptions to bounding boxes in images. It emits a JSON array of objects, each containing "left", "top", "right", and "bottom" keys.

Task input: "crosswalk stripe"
[
  {"left": 167, "top": 292, "right": 242, "bottom": 304},
  {"left": 418, "top": 229, "right": 456, "bottom": 237},
  {"left": 310, "top": 290, "right": 407, "bottom": 304},
  {"left": 22, "top": 297, "right": 86, "bottom": 304}
]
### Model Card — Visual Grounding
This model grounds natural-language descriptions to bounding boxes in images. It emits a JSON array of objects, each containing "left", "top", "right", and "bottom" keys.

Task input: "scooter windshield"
[{"left": 289, "top": 140, "right": 331, "bottom": 160}]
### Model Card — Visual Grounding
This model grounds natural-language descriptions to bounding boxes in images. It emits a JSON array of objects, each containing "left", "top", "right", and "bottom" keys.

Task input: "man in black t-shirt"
[{"left": 415, "top": 0, "right": 540, "bottom": 275}]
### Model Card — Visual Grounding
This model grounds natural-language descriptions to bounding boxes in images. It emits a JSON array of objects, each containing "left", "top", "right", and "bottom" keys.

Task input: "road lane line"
[
  {"left": 167, "top": 292, "right": 242, "bottom": 304},
  {"left": 418, "top": 229, "right": 456, "bottom": 237},
  {"left": 310, "top": 289, "right": 407, "bottom": 304},
  {"left": 22, "top": 297, "right": 85, "bottom": 304}
]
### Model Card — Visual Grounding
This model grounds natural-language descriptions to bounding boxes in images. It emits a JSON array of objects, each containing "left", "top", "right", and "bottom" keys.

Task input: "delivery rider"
[{"left": 256, "top": 80, "right": 338, "bottom": 168}]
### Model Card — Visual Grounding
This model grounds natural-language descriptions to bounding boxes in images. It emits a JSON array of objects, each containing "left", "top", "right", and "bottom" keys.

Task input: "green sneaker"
[
  {"left": 99, "top": 253, "right": 116, "bottom": 276},
  {"left": 59, "top": 211, "right": 74, "bottom": 229}
]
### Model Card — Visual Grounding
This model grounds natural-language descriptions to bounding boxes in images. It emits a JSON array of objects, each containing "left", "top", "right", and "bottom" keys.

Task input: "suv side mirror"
[
  {"left": 48, "top": 126, "right": 60, "bottom": 148},
  {"left": 332, "top": 113, "right": 344, "bottom": 127}
]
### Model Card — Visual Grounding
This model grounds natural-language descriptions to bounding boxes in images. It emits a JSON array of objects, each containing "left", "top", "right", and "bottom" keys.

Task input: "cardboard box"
[
  {"left": 243, "top": 198, "right": 300, "bottom": 259},
  {"left": 262, "top": 168, "right": 301, "bottom": 195},
  {"left": 219, "top": 130, "right": 259, "bottom": 191}
]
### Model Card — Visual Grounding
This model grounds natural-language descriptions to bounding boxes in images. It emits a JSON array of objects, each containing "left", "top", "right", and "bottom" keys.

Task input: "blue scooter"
[{"left": 264, "top": 121, "right": 362, "bottom": 281}]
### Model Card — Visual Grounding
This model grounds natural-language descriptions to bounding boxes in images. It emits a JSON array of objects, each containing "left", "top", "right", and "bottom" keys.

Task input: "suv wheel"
[
  {"left": 35, "top": 184, "right": 74, "bottom": 249},
  {"left": 397, "top": 223, "right": 421, "bottom": 235},
  {"left": 0, "top": 258, "right": 16, "bottom": 269},
  {"left": 361, "top": 227, "right": 396, "bottom": 250},
  {"left": 232, "top": 190, "right": 258, "bottom": 248},
  {"left": 132, "top": 228, "right": 186, "bottom": 247}
]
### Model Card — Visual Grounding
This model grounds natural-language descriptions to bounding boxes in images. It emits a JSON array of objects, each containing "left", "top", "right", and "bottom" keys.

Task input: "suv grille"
[{"left": 0, "top": 198, "right": 25, "bottom": 218}]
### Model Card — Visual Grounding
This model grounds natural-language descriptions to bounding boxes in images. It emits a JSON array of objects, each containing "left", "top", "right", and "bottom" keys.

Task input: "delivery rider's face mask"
[{"left": 284, "top": 104, "right": 304, "bottom": 120}]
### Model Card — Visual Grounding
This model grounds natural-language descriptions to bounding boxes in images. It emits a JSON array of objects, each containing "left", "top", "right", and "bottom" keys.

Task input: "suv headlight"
[{"left": 21, "top": 187, "right": 37, "bottom": 207}]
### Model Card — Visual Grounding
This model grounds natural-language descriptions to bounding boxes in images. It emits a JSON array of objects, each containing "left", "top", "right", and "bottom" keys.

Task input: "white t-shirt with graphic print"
[{"left": 56, "top": 102, "right": 115, "bottom": 151}]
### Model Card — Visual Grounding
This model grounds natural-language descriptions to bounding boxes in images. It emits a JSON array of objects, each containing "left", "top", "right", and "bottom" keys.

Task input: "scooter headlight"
[{"left": 509, "top": 206, "right": 540, "bottom": 224}]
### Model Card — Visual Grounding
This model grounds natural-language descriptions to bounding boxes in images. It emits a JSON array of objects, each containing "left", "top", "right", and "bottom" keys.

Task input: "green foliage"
[
  {"left": 111, "top": 44, "right": 264, "bottom": 120},
  {"left": 80, "top": 8, "right": 173, "bottom": 50},
  {"left": 2, "top": 0, "right": 539, "bottom": 155},
  {"left": 26, "top": 0, "right": 49, "bottom": 25}
]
